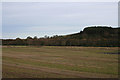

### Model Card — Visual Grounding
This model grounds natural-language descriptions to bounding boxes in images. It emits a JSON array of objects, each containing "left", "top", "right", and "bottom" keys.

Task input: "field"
[{"left": 2, "top": 46, "right": 118, "bottom": 78}]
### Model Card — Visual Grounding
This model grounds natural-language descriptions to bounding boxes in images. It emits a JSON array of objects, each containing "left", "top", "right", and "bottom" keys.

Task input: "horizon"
[
  {"left": 2, "top": 26, "right": 119, "bottom": 39},
  {"left": 2, "top": 2, "right": 118, "bottom": 39}
]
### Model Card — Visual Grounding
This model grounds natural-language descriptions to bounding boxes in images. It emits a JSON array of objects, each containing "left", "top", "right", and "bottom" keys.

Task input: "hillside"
[
  {"left": 63, "top": 26, "right": 119, "bottom": 39},
  {"left": 2, "top": 26, "right": 120, "bottom": 47}
]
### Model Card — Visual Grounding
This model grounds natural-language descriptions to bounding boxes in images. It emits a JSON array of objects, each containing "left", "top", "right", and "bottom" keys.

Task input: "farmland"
[{"left": 2, "top": 46, "right": 118, "bottom": 78}]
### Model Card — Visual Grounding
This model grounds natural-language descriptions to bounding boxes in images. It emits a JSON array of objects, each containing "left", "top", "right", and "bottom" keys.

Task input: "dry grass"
[{"left": 2, "top": 46, "right": 119, "bottom": 78}]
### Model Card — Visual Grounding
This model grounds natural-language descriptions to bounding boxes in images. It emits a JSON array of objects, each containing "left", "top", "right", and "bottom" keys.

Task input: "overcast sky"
[{"left": 2, "top": 2, "right": 118, "bottom": 39}]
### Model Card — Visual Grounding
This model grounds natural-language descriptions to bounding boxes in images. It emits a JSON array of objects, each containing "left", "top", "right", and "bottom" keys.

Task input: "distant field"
[{"left": 2, "top": 46, "right": 118, "bottom": 78}]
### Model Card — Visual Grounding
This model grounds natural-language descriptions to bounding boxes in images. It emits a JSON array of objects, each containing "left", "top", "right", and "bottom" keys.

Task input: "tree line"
[{"left": 2, "top": 26, "right": 120, "bottom": 47}]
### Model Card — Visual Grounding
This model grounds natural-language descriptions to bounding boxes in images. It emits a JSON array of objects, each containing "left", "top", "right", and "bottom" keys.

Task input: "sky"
[
  {"left": 1, "top": 0, "right": 119, "bottom": 2},
  {"left": 2, "top": 2, "right": 118, "bottom": 39}
]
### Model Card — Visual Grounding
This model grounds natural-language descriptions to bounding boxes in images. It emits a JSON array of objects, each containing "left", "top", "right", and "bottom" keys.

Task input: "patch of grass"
[
  {"left": 3, "top": 56, "right": 118, "bottom": 75},
  {"left": 2, "top": 46, "right": 118, "bottom": 78}
]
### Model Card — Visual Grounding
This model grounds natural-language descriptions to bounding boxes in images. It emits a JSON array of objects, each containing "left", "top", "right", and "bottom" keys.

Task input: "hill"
[
  {"left": 61, "top": 26, "right": 119, "bottom": 39},
  {"left": 2, "top": 26, "right": 120, "bottom": 47}
]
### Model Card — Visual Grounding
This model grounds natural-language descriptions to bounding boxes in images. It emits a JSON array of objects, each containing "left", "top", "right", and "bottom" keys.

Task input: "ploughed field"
[{"left": 2, "top": 46, "right": 118, "bottom": 78}]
